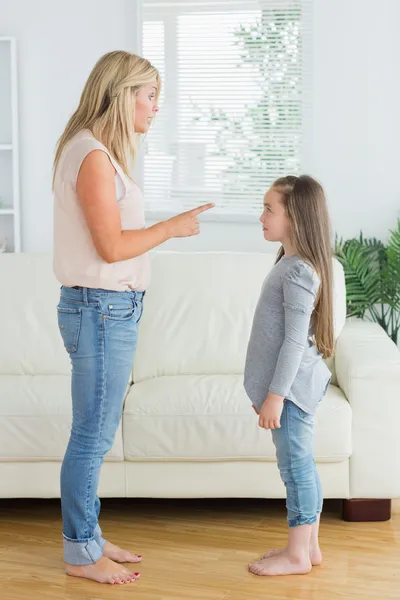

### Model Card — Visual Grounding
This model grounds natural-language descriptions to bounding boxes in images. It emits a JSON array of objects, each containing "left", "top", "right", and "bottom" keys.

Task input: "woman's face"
[{"left": 134, "top": 80, "right": 159, "bottom": 133}]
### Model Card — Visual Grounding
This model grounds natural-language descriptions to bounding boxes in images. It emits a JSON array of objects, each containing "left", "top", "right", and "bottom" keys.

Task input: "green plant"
[{"left": 334, "top": 220, "right": 400, "bottom": 345}]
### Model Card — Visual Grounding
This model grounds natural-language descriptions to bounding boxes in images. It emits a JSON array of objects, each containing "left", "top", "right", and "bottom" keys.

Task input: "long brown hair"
[
  {"left": 273, "top": 175, "right": 334, "bottom": 358},
  {"left": 52, "top": 51, "right": 160, "bottom": 189}
]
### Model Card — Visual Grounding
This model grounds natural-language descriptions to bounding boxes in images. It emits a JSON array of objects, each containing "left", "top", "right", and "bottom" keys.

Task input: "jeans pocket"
[
  {"left": 106, "top": 301, "right": 136, "bottom": 321},
  {"left": 289, "top": 401, "right": 315, "bottom": 424},
  {"left": 298, "top": 408, "right": 315, "bottom": 425},
  {"left": 57, "top": 307, "right": 82, "bottom": 353}
]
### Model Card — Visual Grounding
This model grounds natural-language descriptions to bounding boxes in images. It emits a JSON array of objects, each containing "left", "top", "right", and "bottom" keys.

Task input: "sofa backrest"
[
  {"left": 133, "top": 252, "right": 346, "bottom": 382},
  {"left": 0, "top": 253, "right": 69, "bottom": 374},
  {"left": 0, "top": 252, "right": 346, "bottom": 380}
]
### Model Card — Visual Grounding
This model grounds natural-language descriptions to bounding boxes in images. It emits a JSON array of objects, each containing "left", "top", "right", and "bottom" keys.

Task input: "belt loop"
[{"left": 82, "top": 287, "right": 88, "bottom": 304}]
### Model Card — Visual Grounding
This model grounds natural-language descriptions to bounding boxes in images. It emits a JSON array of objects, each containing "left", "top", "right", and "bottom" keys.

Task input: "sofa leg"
[{"left": 343, "top": 499, "right": 391, "bottom": 522}]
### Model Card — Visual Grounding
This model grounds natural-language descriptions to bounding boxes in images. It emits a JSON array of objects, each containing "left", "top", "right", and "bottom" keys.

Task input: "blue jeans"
[
  {"left": 272, "top": 400, "right": 322, "bottom": 528},
  {"left": 57, "top": 286, "right": 144, "bottom": 565}
]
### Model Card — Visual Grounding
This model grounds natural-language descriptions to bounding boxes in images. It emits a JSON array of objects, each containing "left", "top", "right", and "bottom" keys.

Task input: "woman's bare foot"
[
  {"left": 261, "top": 544, "right": 322, "bottom": 566},
  {"left": 102, "top": 541, "right": 143, "bottom": 564},
  {"left": 249, "top": 551, "right": 312, "bottom": 576},
  {"left": 65, "top": 555, "right": 140, "bottom": 585}
]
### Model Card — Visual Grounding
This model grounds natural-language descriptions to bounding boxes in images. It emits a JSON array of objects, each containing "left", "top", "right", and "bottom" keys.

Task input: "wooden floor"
[{"left": 0, "top": 498, "right": 399, "bottom": 600}]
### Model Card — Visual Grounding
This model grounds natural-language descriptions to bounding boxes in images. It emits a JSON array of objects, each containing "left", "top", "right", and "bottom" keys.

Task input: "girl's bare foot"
[
  {"left": 261, "top": 514, "right": 323, "bottom": 566},
  {"left": 261, "top": 544, "right": 322, "bottom": 566},
  {"left": 249, "top": 551, "right": 312, "bottom": 576},
  {"left": 102, "top": 541, "right": 143, "bottom": 563},
  {"left": 65, "top": 555, "right": 140, "bottom": 584}
]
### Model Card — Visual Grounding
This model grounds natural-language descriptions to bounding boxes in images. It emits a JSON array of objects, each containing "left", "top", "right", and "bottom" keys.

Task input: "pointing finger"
[{"left": 190, "top": 203, "right": 215, "bottom": 216}]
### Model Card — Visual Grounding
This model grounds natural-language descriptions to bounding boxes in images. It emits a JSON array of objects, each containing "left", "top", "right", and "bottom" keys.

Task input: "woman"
[{"left": 53, "top": 50, "right": 213, "bottom": 585}]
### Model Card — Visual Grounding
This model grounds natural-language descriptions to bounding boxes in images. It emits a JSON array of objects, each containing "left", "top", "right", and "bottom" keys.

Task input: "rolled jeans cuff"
[{"left": 63, "top": 534, "right": 103, "bottom": 565}]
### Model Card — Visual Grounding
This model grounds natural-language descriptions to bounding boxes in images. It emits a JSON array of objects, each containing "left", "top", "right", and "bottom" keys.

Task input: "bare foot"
[
  {"left": 102, "top": 541, "right": 143, "bottom": 564},
  {"left": 262, "top": 545, "right": 322, "bottom": 566},
  {"left": 249, "top": 551, "right": 312, "bottom": 576},
  {"left": 65, "top": 555, "right": 140, "bottom": 585}
]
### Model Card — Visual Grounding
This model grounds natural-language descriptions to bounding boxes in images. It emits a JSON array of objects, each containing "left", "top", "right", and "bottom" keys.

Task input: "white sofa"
[{"left": 1, "top": 252, "right": 400, "bottom": 518}]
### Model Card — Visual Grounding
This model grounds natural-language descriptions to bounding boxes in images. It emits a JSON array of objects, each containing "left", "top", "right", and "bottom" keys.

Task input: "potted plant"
[{"left": 334, "top": 220, "right": 400, "bottom": 345}]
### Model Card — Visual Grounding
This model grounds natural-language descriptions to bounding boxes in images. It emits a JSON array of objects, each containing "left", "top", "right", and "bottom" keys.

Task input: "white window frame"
[{"left": 138, "top": 0, "right": 314, "bottom": 222}]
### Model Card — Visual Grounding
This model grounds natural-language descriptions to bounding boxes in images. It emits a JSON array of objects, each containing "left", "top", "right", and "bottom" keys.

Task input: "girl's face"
[
  {"left": 134, "top": 80, "right": 159, "bottom": 133},
  {"left": 259, "top": 187, "right": 291, "bottom": 243}
]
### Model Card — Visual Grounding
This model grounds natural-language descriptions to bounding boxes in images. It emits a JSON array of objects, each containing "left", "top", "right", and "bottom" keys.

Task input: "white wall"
[
  {"left": 1, "top": 0, "right": 399, "bottom": 252},
  {"left": 311, "top": 0, "right": 400, "bottom": 242},
  {"left": 0, "top": 0, "right": 138, "bottom": 252}
]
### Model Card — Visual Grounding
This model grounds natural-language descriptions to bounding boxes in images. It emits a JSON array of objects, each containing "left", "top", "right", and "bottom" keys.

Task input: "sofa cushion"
[
  {"left": 123, "top": 375, "right": 351, "bottom": 462},
  {"left": 0, "top": 254, "right": 70, "bottom": 375},
  {"left": 0, "top": 375, "right": 124, "bottom": 461},
  {"left": 133, "top": 252, "right": 346, "bottom": 384}
]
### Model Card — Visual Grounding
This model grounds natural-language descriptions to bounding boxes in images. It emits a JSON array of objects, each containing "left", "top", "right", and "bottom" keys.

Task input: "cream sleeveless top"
[{"left": 53, "top": 129, "right": 150, "bottom": 291}]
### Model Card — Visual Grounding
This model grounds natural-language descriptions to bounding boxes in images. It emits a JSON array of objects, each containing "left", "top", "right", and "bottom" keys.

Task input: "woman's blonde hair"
[
  {"left": 273, "top": 175, "right": 334, "bottom": 358},
  {"left": 52, "top": 50, "right": 160, "bottom": 188}
]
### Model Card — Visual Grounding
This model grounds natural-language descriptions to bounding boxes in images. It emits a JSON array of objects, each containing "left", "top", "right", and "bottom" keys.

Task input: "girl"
[
  {"left": 244, "top": 175, "right": 333, "bottom": 577},
  {"left": 53, "top": 51, "right": 213, "bottom": 585}
]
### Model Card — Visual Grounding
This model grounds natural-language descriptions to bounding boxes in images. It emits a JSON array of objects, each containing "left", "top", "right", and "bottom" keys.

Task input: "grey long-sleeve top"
[{"left": 244, "top": 255, "right": 331, "bottom": 414}]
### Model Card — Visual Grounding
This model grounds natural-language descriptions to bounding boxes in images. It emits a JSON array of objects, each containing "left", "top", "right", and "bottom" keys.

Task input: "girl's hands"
[{"left": 257, "top": 394, "right": 284, "bottom": 430}]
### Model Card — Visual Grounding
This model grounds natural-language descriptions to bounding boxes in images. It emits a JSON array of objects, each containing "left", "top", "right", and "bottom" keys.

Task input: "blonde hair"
[
  {"left": 52, "top": 51, "right": 160, "bottom": 188},
  {"left": 273, "top": 175, "right": 334, "bottom": 358}
]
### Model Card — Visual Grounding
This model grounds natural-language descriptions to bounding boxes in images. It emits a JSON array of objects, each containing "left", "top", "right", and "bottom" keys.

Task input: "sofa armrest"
[{"left": 335, "top": 318, "right": 400, "bottom": 498}]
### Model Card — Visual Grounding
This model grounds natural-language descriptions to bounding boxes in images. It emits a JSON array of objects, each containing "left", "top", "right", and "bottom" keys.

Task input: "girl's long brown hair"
[{"left": 273, "top": 175, "right": 334, "bottom": 358}]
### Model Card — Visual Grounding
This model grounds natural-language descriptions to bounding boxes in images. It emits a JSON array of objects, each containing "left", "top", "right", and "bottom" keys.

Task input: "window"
[{"left": 142, "top": 0, "right": 313, "bottom": 217}]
